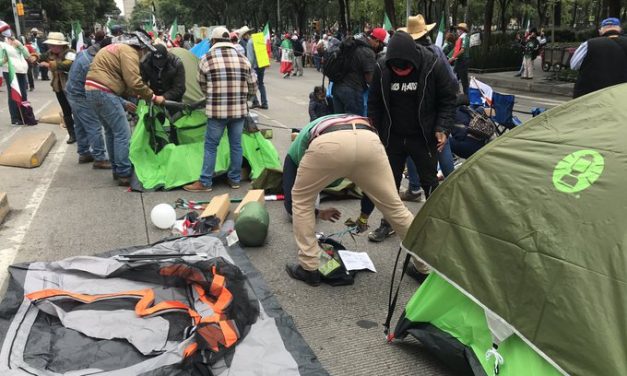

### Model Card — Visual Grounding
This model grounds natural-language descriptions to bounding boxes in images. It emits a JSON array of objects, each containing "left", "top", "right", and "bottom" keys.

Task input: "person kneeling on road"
[{"left": 285, "top": 114, "right": 428, "bottom": 286}]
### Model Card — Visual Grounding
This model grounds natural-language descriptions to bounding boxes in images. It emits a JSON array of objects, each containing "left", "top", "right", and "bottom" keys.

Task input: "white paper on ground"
[
  {"left": 227, "top": 230, "right": 239, "bottom": 247},
  {"left": 337, "top": 251, "right": 376, "bottom": 272}
]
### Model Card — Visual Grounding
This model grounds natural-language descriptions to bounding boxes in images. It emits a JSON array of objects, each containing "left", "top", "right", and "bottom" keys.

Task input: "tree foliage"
[{"left": 0, "top": 0, "right": 117, "bottom": 33}]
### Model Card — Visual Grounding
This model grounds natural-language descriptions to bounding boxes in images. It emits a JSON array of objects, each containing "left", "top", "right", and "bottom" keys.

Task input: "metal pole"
[
  {"left": 407, "top": 0, "right": 411, "bottom": 19},
  {"left": 11, "top": 0, "right": 21, "bottom": 37}
]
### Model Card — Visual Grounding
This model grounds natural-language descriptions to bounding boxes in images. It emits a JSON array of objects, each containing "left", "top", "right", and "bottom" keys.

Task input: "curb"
[{"left": 474, "top": 76, "right": 573, "bottom": 97}]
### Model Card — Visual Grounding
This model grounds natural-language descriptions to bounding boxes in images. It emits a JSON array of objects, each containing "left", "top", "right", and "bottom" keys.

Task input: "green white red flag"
[{"left": 3, "top": 47, "right": 22, "bottom": 103}]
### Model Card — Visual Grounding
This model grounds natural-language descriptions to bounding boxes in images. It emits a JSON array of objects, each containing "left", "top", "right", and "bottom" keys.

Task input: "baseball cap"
[
  {"left": 0, "top": 21, "right": 12, "bottom": 38},
  {"left": 152, "top": 44, "right": 168, "bottom": 67},
  {"left": 211, "top": 26, "right": 230, "bottom": 40},
  {"left": 369, "top": 28, "right": 387, "bottom": 43},
  {"left": 601, "top": 18, "right": 620, "bottom": 27}
]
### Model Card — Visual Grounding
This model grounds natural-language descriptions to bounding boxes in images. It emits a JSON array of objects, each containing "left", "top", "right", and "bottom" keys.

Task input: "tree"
[
  {"left": 483, "top": 0, "right": 496, "bottom": 53},
  {"left": 497, "top": 0, "right": 513, "bottom": 31}
]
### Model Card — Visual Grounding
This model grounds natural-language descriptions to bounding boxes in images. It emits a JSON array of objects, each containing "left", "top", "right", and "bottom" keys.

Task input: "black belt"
[{"left": 318, "top": 123, "right": 375, "bottom": 136}]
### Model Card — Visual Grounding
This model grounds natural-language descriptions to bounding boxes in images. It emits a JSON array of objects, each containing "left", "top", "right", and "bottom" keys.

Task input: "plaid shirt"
[{"left": 198, "top": 42, "right": 257, "bottom": 119}]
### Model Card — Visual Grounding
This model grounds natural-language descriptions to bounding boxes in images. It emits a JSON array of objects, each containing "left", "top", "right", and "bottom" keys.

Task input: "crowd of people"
[{"left": 0, "top": 14, "right": 624, "bottom": 286}]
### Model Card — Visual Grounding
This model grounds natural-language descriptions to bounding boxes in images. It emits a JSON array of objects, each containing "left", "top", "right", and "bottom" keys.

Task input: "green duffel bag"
[{"left": 235, "top": 202, "right": 270, "bottom": 247}]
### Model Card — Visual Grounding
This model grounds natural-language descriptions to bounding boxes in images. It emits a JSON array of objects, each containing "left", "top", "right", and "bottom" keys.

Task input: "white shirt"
[{"left": 0, "top": 41, "right": 29, "bottom": 74}]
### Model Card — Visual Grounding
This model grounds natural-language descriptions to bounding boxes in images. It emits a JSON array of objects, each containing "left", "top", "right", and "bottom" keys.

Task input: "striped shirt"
[{"left": 197, "top": 42, "right": 257, "bottom": 119}]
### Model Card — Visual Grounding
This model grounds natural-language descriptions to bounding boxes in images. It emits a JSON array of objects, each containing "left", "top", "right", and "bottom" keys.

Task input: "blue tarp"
[{"left": 190, "top": 39, "right": 211, "bottom": 58}]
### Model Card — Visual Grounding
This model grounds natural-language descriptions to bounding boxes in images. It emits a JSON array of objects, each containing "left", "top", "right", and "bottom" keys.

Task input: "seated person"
[
  {"left": 140, "top": 44, "right": 186, "bottom": 102},
  {"left": 308, "top": 85, "right": 332, "bottom": 121},
  {"left": 449, "top": 105, "right": 490, "bottom": 159}
]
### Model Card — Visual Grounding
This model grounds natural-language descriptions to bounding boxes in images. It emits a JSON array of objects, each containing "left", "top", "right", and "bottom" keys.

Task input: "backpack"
[{"left": 322, "top": 37, "right": 368, "bottom": 82}]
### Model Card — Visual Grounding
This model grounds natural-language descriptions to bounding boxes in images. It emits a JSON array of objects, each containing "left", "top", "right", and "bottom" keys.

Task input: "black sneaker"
[
  {"left": 285, "top": 263, "right": 320, "bottom": 286},
  {"left": 368, "top": 219, "right": 395, "bottom": 242}
]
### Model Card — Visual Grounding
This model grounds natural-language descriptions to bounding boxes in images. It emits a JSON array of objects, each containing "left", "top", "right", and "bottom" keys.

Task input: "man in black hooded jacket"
[
  {"left": 140, "top": 44, "right": 186, "bottom": 102},
  {"left": 365, "top": 30, "right": 457, "bottom": 248}
]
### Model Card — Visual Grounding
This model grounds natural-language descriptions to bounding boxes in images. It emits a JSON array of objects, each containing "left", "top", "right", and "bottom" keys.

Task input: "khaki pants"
[
  {"left": 292, "top": 128, "right": 415, "bottom": 271},
  {"left": 522, "top": 56, "right": 534, "bottom": 78}
]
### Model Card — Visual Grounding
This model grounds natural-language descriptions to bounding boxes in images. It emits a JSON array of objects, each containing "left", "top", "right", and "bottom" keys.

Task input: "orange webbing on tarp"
[
  {"left": 26, "top": 288, "right": 202, "bottom": 325},
  {"left": 26, "top": 262, "right": 242, "bottom": 359}
]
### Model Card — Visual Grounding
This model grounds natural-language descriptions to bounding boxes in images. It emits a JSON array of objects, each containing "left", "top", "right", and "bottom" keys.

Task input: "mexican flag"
[
  {"left": 2, "top": 48, "right": 22, "bottom": 103},
  {"left": 262, "top": 22, "right": 271, "bottom": 58},
  {"left": 435, "top": 13, "right": 446, "bottom": 48},
  {"left": 383, "top": 13, "right": 393, "bottom": 31},
  {"left": 73, "top": 21, "right": 86, "bottom": 52},
  {"left": 169, "top": 18, "right": 178, "bottom": 40}
]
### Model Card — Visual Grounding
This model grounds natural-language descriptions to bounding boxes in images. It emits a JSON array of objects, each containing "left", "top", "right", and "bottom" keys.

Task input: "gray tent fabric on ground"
[{"left": 0, "top": 233, "right": 328, "bottom": 375}]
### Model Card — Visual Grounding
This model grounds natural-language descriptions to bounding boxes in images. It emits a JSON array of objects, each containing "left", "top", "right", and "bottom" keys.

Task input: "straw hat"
[
  {"left": 398, "top": 15, "right": 436, "bottom": 40},
  {"left": 44, "top": 32, "right": 69, "bottom": 45},
  {"left": 237, "top": 26, "right": 251, "bottom": 37},
  {"left": 457, "top": 23, "right": 469, "bottom": 32}
]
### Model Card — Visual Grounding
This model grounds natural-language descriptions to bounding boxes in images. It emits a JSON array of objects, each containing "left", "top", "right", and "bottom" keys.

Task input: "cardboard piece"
[
  {"left": 38, "top": 108, "right": 63, "bottom": 124},
  {"left": 200, "top": 193, "right": 230, "bottom": 228},
  {"left": 0, "top": 192, "right": 9, "bottom": 224},
  {"left": 234, "top": 190, "right": 265, "bottom": 219},
  {"left": 0, "top": 131, "right": 56, "bottom": 168}
]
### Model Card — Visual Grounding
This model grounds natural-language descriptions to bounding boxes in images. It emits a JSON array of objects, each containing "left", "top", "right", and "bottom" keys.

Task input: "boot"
[{"left": 285, "top": 263, "right": 320, "bottom": 286}]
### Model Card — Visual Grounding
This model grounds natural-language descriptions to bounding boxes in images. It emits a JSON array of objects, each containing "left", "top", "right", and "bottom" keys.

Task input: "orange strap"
[{"left": 26, "top": 288, "right": 202, "bottom": 325}]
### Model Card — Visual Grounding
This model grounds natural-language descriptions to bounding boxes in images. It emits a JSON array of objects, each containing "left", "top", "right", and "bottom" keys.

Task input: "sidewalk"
[{"left": 472, "top": 58, "right": 574, "bottom": 97}]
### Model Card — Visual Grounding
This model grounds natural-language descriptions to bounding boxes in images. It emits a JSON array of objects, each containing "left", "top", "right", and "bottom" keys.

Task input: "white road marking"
[
  {"left": 0, "top": 99, "right": 57, "bottom": 283},
  {"left": 514, "top": 94, "right": 567, "bottom": 106},
  {"left": 0, "top": 100, "right": 53, "bottom": 145},
  {"left": 0, "top": 142, "right": 68, "bottom": 284},
  {"left": 0, "top": 128, "right": 19, "bottom": 145}
]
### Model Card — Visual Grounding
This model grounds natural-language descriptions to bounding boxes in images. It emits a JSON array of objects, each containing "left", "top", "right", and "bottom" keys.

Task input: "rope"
[{"left": 486, "top": 347, "right": 504, "bottom": 375}]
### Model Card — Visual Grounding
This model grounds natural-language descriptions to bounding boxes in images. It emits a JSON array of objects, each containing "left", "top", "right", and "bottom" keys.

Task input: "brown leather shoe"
[
  {"left": 78, "top": 154, "right": 94, "bottom": 164},
  {"left": 117, "top": 176, "right": 131, "bottom": 187},
  {"left": 93, "top": 160, "right": 112, "bottom": 169},
  {"left": 183, "top": 181, "right": 212, "bottom": 192}
]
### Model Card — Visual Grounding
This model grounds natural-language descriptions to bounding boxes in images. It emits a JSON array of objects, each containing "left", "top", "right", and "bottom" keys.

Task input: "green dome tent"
[
  {"left": 393, "top": 83, "right": 627, "bottom": 376},
  {"left": 129, "top": 48, "right": 282, "bottom": 191}
]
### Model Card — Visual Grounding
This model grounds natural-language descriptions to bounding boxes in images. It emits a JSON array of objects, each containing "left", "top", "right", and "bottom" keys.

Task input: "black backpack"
[{"left": 322, "top": 37, "right": 369, "bottom": 82}]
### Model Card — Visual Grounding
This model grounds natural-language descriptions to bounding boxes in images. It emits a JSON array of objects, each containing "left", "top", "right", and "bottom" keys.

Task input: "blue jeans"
[
  {"left": 332, "top": 84, "right": 365, "bottom": 116},
  {"left": 252, "top": 67, "right": 267, "bottom": 107},
  {"left": 85, "top": 90, "right": 131, "bottom": 176},
  {"left": 4, "top": 72, "right": 28, "bottom": 123},
  {"left": 66, "top": 93, "right": 107, "bottom": 160},
  {"left": 407, "top": 141, "right": 455, "bottom": 191},
  {"left": 200, "top": 118, "right": 245, "bottom": 187},
  {"left": 313, "top": 55, "right": 321, "bottom": 71}
]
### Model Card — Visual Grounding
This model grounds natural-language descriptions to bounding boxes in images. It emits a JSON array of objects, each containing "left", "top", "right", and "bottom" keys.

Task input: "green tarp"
[
  {"left": 129, "top": 102, "right": 281, "bottom": 190},
  {"left": 399, "top": 83, "right": 627, "bottom": 376}
]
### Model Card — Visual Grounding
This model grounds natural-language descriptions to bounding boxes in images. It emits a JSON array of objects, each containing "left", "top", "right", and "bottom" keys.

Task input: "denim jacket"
[{"left": 65, "top": 45, "right": 98, "bottom": 99}]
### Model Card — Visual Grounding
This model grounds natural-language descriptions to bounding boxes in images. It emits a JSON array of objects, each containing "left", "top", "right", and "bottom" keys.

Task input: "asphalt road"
[{"left": 0, "top": 67, "right": 569, "bottom": 375}]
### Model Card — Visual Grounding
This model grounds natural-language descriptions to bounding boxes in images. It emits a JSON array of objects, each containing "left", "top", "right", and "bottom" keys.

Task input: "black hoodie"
[{"left": 368, "top": 31, "right": 457, "bottom": 147}]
